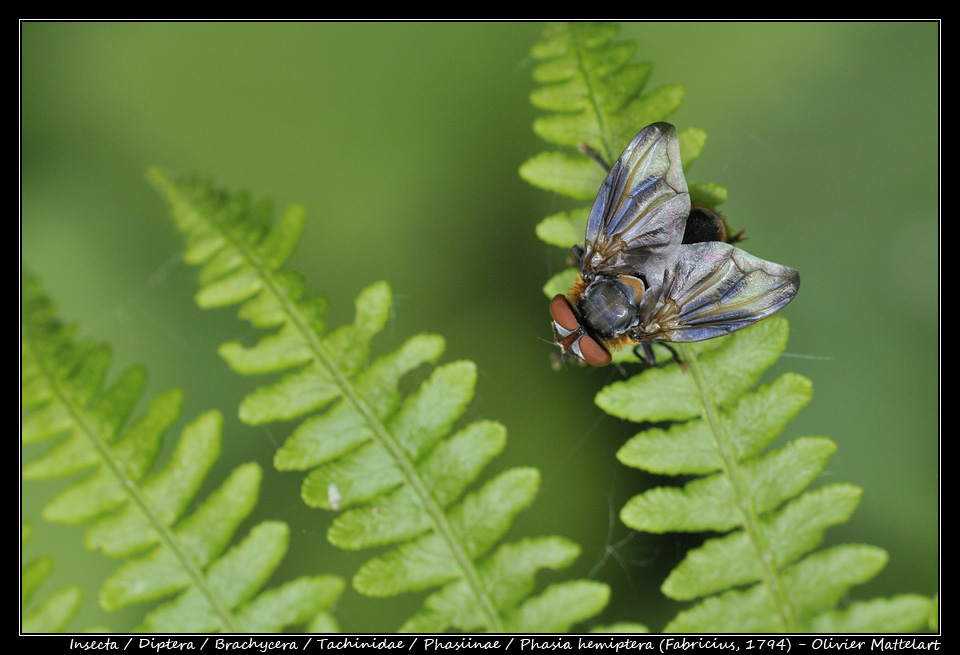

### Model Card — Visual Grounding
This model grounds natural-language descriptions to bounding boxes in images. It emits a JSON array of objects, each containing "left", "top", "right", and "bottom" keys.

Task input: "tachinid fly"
[{"left": 550, "top": 122, "right": 799, "bottom": 367}]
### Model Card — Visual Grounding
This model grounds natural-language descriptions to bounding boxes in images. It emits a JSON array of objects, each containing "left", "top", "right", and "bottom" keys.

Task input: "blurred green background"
[{"left": 21, "top": 22, "right": 938, "bottom": 632}]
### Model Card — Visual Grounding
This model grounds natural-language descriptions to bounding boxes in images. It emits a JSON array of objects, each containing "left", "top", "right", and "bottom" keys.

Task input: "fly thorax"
[{"left": 578, "top": 277, "right": 639, "bottom": 340}]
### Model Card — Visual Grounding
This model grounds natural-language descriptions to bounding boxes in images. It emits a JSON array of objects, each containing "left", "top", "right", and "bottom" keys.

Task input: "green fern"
[
  {"left": 150, "top": 169, "right": 609, "bottom": 633},
  {"left": 21, "top": 272, "right": 344, "bottom": 633},
  {"left": 523, "top": 23, "right": 727, "bottom": 334},
  {"left": 613, "top": 327, "right": 932, "bottom": 632},
  {"left": 525, "top": 22, "right": 934, "bottom": 632}
]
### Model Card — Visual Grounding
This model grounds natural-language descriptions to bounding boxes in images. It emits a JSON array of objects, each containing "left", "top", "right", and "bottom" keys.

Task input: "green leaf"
[
  {"left": 21, "top": 586, "right": 83, "bottom": 633},
  {"left": 519, "top": 152, "right": 605, "bottom": 200},
  {"left": 84, "top": 411, "right": 223, "bottom": 557},
  {"left": 543, "top": 268, "right": 579, "bottom": 299},
  {"left": 138, "top": 521, "right": 291, "bottom": 631},
  {"left": 302, "top": 359, "right": 479, "bottom": 509},
  {"left": 273, "top": 334, "right": 445, "bottom": 471},
  {"left": 677, "top": 127, "right": 707, "bottom": 170},
  {"left": 23, "top": 364, "right": 144, "bottom": 480},
  {"left": 535, "top": 208, "right": 590, "bottom": 249},
  {"left": 690, "top": 182, "right": 728, "bottom": 207},
  {"left": 617, "top": 372, "right": 813, "bottom": 475},
  {"left": 99, "top": 462, "right": 263, "bottom": 609},
  {"left": 20, "top": 522, "right": 83, "bottom": 633},
  {"left": 324, "top": 420, "right": 507, "bottom": 546},
  {"left": 802, "top": 595, "right": 935, "bottom": 633},
  {"left": 665, "top": 545, "right": 888, "bottom": 632},
  {"left": 352, "top": 468, "right": 539, "bottom": 596},
  {"left": 589, "top": 622, "right": 650, "bottom": 633},
  {"left": 663, "top": 484, "right": 862, "bottom": 599},
  {"left": 605, "top": 84, "right": 685, "bottom": 150},
  {"left": 22, "top": 556, "right": 54, "bottom": 606},
  {"left": 400, "top": 536, "right": 580, "bottom": 633},
  {"left": 236, "top": 575, "right": 346, "bottom": 634},
  {"left": 622, "top": 437, "right": 837, "bottom": 533},
  {"left": 43, "top": 389, "right": 183, "bottom": 526},
  {"left": 138, "top": 523, "right": 339, "bottom": 633},
  {"left": 504, "top": 580, "right": 611, "bottom": 633},
  {"left": 531, "top": 61, "right": 652, "bottom": 115},
  {"left": 597, "top": 318, "right": 790, "bottom": 423}
]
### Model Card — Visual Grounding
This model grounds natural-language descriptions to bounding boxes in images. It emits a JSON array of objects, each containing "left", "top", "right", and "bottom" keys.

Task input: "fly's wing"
[
  {"left": 636, "top": 242, "right": 800, "bottom": 343},
  {"left": 580, "top": 122, "right": 690, "bottom": 288}
]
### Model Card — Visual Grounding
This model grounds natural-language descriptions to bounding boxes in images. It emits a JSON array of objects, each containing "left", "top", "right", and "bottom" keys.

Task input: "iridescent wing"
[
  {"left": 580, "top": 122, "right": 690, "bottom": 288},
  {"left": 635, "top": 242, "right": 800, "bottom": 343}
]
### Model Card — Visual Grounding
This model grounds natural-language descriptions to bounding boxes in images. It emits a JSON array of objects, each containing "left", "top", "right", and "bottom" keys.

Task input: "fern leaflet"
[
  {"left": 524, "top": 22, "right": 934, "bottom": 632},
  {"left": 21, "top": 272, "right": 344, "bottom": 633},
  {"left": 151, "top": 170, "right": 608, "bottom": 633},
  {"left": 21, "top": 522, "right": 83, "bottom": 633}
]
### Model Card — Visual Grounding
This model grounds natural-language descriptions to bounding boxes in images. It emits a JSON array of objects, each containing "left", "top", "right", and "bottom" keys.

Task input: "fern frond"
[
  {"left": 613, "top": 332, "right": 933, "bottom": 632},
  {"left": 152, "top": 170, "right": 608, "bottom": 633},
  {"left": 21, "top": 272, "right": 344, "bottom": 633},
  {"left": 524, "top": 22, "right": 934, "bottom": 633},
  {"left": 523, "top": 22, "right": 725, "bottom": 318}
]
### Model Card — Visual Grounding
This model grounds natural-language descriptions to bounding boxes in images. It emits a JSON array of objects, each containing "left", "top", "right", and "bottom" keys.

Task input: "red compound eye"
[
  {"left": 578, "top": 334, "right": 611, "bottom": 367},
  {"left": 549, "top": 295, "right": 579, "bottom": 330}
]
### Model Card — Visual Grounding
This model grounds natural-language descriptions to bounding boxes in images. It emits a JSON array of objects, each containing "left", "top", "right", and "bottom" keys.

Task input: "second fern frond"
[{"left": 152, "top": 170, "right": 610, "bottom": 633}]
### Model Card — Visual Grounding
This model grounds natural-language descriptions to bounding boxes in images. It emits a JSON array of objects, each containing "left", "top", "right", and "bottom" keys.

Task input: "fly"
[{"left": 550, "top": 122, "right": 800, "bottom": 367}]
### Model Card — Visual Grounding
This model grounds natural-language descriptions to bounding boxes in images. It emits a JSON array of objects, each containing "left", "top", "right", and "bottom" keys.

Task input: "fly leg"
[
  {"left": 571, "top": 142, "right": 610, "bottom": 269},
  {"left": 568, "top": 244, "right": 584, "bottom": 268},
  {"left": 577, "top": 142, "right": 612, "bottom": 172},
  {"left": 633, "top": 343, "right": 685, "bottom": 369}
]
